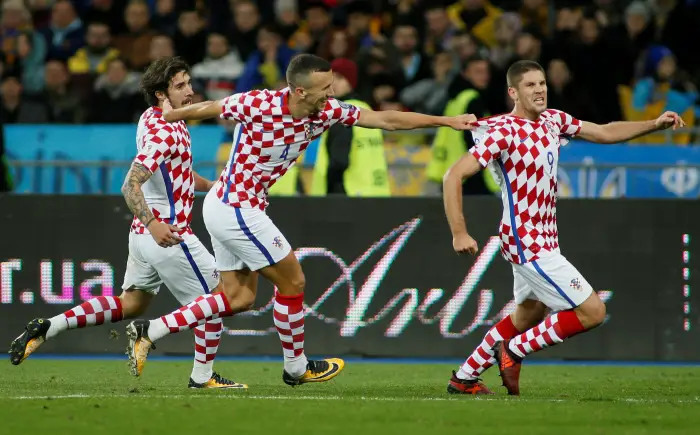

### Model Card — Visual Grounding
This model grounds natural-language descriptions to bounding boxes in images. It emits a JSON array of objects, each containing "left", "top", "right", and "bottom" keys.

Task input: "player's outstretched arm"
[
  {"left": 356, "top": 108, "right": 476, "bottom": 131},
  {"left": 162, "top": 99, "right": 224, "bottom": 122},
  {"left": 442, "top": 153, "right": 482, "bottom": 255},
  {"left": 121, "top": 163, "right": 183, "bottom": 247},
  {"left": 193, "top": 170, "right": 215, "bottom": 192},
  {"left": 578, "top": 111, "right": 686, "bottom": 144}
]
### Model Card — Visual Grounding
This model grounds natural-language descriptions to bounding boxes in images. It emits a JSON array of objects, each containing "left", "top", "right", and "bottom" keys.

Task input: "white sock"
[
  {"left": 455, "top": 368, "right": 476, "bottom": 381},
  {"left": 146, "top": 319, "right": 170, "bottom": 342},
  {"left": 190, "top": 361, "right": 213, "bottom": 384},
  {"left": 284, "top": 353, "right": 309, "bottom": 378},
  {"left": 46, "top": 314, "right": 68, "bottom": 339}
]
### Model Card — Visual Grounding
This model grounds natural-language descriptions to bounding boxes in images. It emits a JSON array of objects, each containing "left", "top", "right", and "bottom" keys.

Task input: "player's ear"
[
  {"left": 507, "top": 86, "right": 517, "bottom": 102},
  {"left": 155, "top": 90, "right": 166, "bottom": 103}
]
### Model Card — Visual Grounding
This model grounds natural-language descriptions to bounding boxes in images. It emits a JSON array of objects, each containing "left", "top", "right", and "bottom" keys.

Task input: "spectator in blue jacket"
[
  {"left": 236, "top": 24, "right": 297, "bottom": 92},
  {"left": 40, "top": 0, "right": 85, "bottom": 62}
]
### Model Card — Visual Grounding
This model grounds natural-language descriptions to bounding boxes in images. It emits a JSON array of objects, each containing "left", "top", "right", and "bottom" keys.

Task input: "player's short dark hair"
[
  {"left": 286, "top": 54, "right": 331, "bottom": 89},
  {"left": 506, "top": 60, "right": 545, "bottom": 88},
  {"left": 140, "top": 57, "right": 190, "bottom": 106}
]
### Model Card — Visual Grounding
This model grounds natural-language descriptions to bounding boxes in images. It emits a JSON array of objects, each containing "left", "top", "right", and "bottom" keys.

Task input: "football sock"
[{"left": 46, "top": 296, "right": 123, "bottom": 339}]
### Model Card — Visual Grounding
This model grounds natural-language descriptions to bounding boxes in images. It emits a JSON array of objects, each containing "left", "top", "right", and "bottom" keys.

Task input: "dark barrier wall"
[{"left": 1, "top": 196, "right": 698, "bottom": 361}]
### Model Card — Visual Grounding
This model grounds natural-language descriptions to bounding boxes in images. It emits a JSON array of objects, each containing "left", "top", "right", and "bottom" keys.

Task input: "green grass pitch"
[{"left": 2, "top": 359, "right": 699, "bottom": 434}]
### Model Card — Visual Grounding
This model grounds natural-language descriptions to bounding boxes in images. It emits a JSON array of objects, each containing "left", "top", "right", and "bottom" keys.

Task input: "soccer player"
[
  {"left": 125, "top": 53, "right": 475, "bottom": 387},
  {"left": 442, "top": 60, "right": 685, "bottom": 395},
  {"left": 9, "top": 57, "right": 245, "bottom": 390}
]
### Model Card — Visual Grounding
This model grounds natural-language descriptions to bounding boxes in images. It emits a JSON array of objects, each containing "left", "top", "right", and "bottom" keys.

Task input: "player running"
[
  {"left": 443, "top": 60, "right": 684, "bottom": 396},
  {"left": 124, "top": 53, "right": 475, "bottom": 387},
  {"left": 9, "top": 57, "right": 246, "bottom": 390}
]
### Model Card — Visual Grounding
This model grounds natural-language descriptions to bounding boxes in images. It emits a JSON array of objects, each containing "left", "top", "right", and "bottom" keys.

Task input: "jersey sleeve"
[
  {"left": 134, "top": 124, "right": 175, "bottom": 173},
  {"left": 220, "top": 91, "right": 261, "bottom": 123},
  {"left": 552, "top": 109, "right": 582, "bottom": 136},
  {"left": 327, "top": 98, "right": 360, "bottom": 127},
  {"left": 469, "top": 126, "right": 512, "bottom": 168}
]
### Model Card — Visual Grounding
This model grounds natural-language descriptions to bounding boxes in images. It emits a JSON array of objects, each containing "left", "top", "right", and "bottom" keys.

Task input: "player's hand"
[
  {"left": 162, "top": 98, "right": 173, "bottom": 114},
  {"left": 445, "top": 114, "right": 478, "bottom": 131},
  {"left": 655, "top": 111, "right": 685, "bottom": 130},
  {"left": 453, "top": 233, "right": 479, "bottom": 255},
  {"left": 148, "top": 221, "right": 184, "bottom": 248}
]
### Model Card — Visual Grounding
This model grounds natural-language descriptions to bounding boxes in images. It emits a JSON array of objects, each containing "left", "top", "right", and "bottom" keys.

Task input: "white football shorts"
[
  {"left": 203, "top": 189, "right": 292, "bottom": 272},
  {"left": 512, "top": 251, "right": 593, "bottom": 312},
  {"left": 121, "top": 231, "right": 220, "bottom": 305}
]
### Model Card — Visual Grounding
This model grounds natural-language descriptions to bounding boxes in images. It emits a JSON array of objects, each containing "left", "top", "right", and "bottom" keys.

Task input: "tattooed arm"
[
  {"left": 122, "top": 163, "right": 156, "bottom": 227},
  {"left": 121, "top": 162, "right": 183, "bottom": 247}
]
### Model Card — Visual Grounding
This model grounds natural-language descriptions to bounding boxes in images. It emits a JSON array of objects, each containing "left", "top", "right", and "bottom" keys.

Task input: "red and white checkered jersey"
[
  {"left": 130, "top": 106, "right": 195, "bottom": 235},
  {"left": 216, "top": 88, "right": 360, "bottom": 210},
  {"left": 469, "top": 109, "right": 582, "bottom": 264}
]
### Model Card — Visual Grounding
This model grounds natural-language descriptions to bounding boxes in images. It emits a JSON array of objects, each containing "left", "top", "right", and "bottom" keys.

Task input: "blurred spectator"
[
  {"left": 489, "top": 12, "right": 521, "bottom": 70},
  {"left": 609, "top": 1, "right": 655, "bottom": 86},
  {"left": 423, "top": 4, "right": 457, "bottom": 56},
  {"left": 40, "top": 0, "right": 85, "bottom": 61},
  {"left": 514, "top": 27, "right": 542, "bottom": 63},
  {"left": 653, "top": 0, "right": 700, "bottom": 79},
  {"left": 113, "top": 0, "right": 156, "bottom": 71},
  {"left": 149, "top": 33, "right": 174, "bottom": 63},
  {"left": 446, "top": 0, "right": 503, "bottom": 48},
  {"left": 229, "top": 0, "right": 262, "bottom": 62},
  {"left": 400, "top": 51, "right": 454, "bottom": 115},
  {"left": 317, "top": 28, "right": 357, "bottom": 62},
  {"left": 237, "top": 25, "right": 296, "bottom": 92},
  {"left": 275, "top": 0, "right": 300, "bottom": 40},
  {"left": 1, "top": 0, "right": 47, "bottom": 93},
  {"left": 68, "top": 22, "right": 120, "bottom": 75},
  {"left": 41, "top": 60, "right": 85, "bottom": 123},
  {"left": 82, "top": 0, "right": 127, "bottom": 36},
  {"left": 152, "top": 0, "right": 178, "bottom": 36},
  {"left": 173, "top": 10, "right": 206, "bottom": 65},
  {"left": 384, "top": 0, "right": 423, "bottom": 31},
  {"left": 290, "top": 2, "right": 331, "bottom": 54},
  {"left": 568, "top": 14, "right": 622, "bottom": 124},
  {"left": 370, "top": 73, "right": 402, "bottom": 110},
  {"left": 88, "top": 57, "right": 143, "bottom": 123},
  {"left": 0, "top": 75, "right": 49, "bottom": 123},
  {"left": 519, "top": 0, "right": 550, "bottom": 37},
  {"left": 1, "top": 1, "right": 44, "bottom": 75},
  {"left": 446, "top": 31, "right": 485, "bottom": 73},
  {"left": 592, "top": 0, "right": 625, "bottom": 28},
  {"left": 356, "top": 38, "right": 403, "bottom": 101},
  {"left": 427, "top": 55, "right": 496, "bottom": 196},
  {"left": 346, "top": 1, "right": 376, "bottom": 49},
  {"left": 0, "top": 121, "right": 10, "bottom": 192},
  {"left": 392, "top": 24, "right": 431, "bottom": 88},
  {"left": 546, "top": 58, "right": 596, "bottom": 122},
  {"left": 631, "top": 46, "right": 699, "bottom": 144},
  {"left": 191, "top": 33, "right": 244, "bottom": 101}
]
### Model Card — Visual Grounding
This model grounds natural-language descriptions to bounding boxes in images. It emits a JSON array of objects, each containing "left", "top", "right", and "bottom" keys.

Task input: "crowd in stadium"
[{"left": 0, "top": 0, "right": 699, "bottom": 143}]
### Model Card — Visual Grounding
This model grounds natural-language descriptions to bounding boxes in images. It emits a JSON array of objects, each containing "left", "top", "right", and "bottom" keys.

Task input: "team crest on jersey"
[
  {"left": 304, "top": 123, "right": 312, "bottom": 140},
  {"left": 570, "top": 278, "right": 582, "bottom": 290},
  {"left": 272, "top": 236, "right": 284, "bottom": 249}
]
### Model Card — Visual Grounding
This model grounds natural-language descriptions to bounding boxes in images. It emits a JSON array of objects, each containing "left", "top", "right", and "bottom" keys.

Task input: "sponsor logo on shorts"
[
  {"left": 272, "top": 236, "right": 284, "bottom": 249},
  {"left": 213, "top": 269, "right": 220, "bottom": 280},
  {"left": 570, "top": 278, "right": 582, "bottom": 291}
]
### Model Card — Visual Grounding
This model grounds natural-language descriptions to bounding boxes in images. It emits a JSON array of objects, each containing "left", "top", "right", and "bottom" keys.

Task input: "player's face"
[
  {"left": 166, "top": 71, "right": 194, "bottom": 109},
  {"left": 511, "top": 70, "right": 547, "bottom": 115},
  {"left": 299, "top": 70, "right": 334, "bottom": 114}
]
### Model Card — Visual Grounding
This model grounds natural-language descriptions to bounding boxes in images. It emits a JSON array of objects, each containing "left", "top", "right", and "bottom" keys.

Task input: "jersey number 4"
[{"left": 280, "top": 144, "right": 290, "bottom": 160}]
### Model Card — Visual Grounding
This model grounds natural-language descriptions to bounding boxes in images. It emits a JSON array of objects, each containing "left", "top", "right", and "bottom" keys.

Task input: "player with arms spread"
[
  {"left": 9, "top": 57, "right": 245, "bottom": 390},
  {"left": 443, "top": 60, "right": 685, "bottom": 395},
  {"left": 125, "top": 53, "right": 476, "bottom": 387}
]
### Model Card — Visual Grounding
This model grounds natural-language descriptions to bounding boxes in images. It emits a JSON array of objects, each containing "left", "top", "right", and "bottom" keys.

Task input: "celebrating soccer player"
[
  {"left": 124, "top": 53, "right": 477, "bottom": 387},
  {"left": 9, "top": 57, "right": 245, "bottom": 390},
  {"left": 443, "top": 60, "right": 685, "bottom": 396}
]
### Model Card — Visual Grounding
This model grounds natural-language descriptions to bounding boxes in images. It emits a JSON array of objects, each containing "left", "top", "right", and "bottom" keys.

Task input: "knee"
[{"left": 289, "top": 272, "right": 306, "bottom": 295}]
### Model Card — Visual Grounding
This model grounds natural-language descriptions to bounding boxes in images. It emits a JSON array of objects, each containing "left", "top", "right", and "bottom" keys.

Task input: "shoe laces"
[
  {"left": 211, "top": 372, "right": 236, "bottom": 385},
  {"left": 308, "top": 360, "right": 330, "bottom": 374}
]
